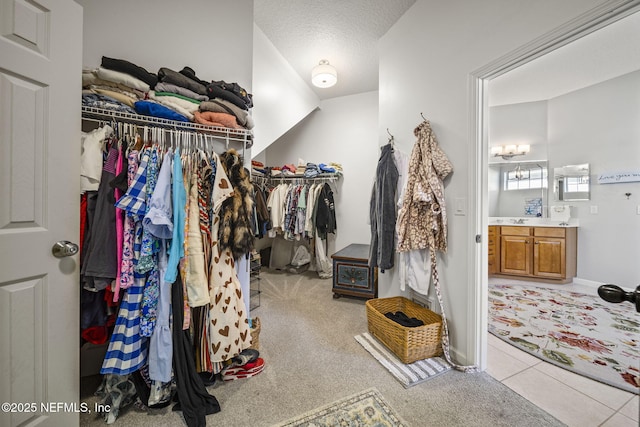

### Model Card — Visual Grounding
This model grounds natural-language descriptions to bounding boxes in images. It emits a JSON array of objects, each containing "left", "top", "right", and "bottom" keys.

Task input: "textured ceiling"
[
  {"left": 254, "top": 0, "right": 417, "bottom": 100},
  {"left": 255, "top": 3, "right": 639, "bottom": 104}
]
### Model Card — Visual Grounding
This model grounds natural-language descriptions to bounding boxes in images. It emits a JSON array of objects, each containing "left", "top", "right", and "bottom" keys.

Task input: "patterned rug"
[
  {"left": 272, "top": 388, "right": 409, "bottom": 427},
  {"left": 355, "top": 332, "right": 452, "bottom": 388},
  {"left": 488, "top": 284, "right": 639, "bottom": 394}
]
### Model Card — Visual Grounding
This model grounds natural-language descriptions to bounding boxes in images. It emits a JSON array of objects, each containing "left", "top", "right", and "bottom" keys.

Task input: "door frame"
[{"left": 467, "top": 0, "right": 640, "bottom": 370}]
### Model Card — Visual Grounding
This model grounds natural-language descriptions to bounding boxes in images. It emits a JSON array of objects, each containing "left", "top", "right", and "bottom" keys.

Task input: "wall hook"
[
  {"left": 625, "top": 192, "right": 631, "bottom": 199},
  {"left": 420, "top": 112, "right": 426, "bottom": 121}
]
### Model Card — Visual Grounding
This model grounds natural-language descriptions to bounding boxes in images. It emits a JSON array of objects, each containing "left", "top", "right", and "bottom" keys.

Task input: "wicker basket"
[
  {"left": 365, "top": 296, "right": 442, "bottom": 364},
  {"left": 249, "top": 317, "right": 261, "bottom": 351}
]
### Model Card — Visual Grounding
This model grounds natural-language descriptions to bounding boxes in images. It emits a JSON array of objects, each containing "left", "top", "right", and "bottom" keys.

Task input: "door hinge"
[{"left": 475, "top": 234, "right": 482, "bottom": 243}]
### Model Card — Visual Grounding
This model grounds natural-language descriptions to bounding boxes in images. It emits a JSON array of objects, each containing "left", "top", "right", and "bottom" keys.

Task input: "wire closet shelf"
[{"left": 81, "top": 105, "right": 254, "bottom": 148}]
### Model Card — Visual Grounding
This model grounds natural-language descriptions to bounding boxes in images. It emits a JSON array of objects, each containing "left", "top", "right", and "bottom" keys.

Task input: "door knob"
[
  {"left": 598, "top": 284, "right": 640, "bottom": 313},
  {"left": 52, "top": 240, "right": 79, "bottom": 258}
]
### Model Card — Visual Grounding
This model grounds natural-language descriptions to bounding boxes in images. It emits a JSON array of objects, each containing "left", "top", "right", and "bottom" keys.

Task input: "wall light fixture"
[{"left": 491, "top": 144, "right": 530, "bottom": 160}]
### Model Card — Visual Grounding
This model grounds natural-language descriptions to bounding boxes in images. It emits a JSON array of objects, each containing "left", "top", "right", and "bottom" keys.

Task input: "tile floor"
[{"left": 486, "top": 278, "right": 639, "bottom": 427}]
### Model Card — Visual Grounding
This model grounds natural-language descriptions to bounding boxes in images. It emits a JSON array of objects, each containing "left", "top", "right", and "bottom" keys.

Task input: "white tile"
[
  {"left": 534, "top": 362, "right": 636, "bottom": 410},
  {"left": 600, "top": 412, "right": 638, "bottom": 427},
  {"left": 502, "top": 367, "right": 615, "bottom": 427},
  {"left": 488, "top": 334, "right": 542, "bottom": 367},
  {"left": 486, "top": 343, "right": 529, "bottom": 381},
  {"left": 618, "top": 395, "right": 639, "bottom": 422}
]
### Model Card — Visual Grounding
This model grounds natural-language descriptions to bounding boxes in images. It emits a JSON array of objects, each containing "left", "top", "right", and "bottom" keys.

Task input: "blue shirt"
[{"left": 164, "top": 148, "right": 186, "bottom": 283}]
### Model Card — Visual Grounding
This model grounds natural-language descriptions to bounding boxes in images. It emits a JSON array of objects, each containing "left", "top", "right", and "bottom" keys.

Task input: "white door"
[{"left": 0, "top": 0, "right": 82, "bottom": 426}]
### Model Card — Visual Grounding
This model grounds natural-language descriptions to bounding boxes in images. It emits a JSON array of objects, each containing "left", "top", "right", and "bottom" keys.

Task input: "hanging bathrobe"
[
  {"left": 206, "top": 154, "right": 251, "bottom": 363},
  {"left": 397, "top": 120, "right": 452, "bottom": 254},
  {"left": 396, "top": 119, "right": 477, "bottom": 373}
]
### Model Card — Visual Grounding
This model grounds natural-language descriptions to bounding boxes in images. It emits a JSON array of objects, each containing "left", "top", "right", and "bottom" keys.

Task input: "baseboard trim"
[{"left": 572, "top": 277, "right": 605, "bottom": 290}]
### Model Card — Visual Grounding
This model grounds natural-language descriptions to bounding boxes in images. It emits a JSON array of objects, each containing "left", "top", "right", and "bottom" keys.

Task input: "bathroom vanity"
[{"left": 489, "top": 218, "right": 578, "bottom": 283}]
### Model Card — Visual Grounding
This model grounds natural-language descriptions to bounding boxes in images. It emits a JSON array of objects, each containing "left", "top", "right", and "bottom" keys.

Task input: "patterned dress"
[{"left": 206, "top": 154, "right": 251, "bottom": 363}]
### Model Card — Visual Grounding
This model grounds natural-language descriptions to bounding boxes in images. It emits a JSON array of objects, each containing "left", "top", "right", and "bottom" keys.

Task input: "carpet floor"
[
  {"left": 488, "top": 283, "right": 639, "bottom": 394},
  {"left": 80, "top": 269, "right": 565, "bottom": 426}
]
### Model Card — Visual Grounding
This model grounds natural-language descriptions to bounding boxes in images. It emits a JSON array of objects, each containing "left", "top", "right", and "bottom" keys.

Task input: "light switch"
[
  {"left": 454, "top": 197, "right": 466, "bottom": 216},
  {"left": 590, "top": 205, "right": 598, "bottom": 214},
  {"left": 637, "top": 205, "right": 640, "bottom": 215}
]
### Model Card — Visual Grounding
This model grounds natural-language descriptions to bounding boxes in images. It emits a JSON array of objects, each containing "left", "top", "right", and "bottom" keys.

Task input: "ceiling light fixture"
[
  {"left": 491, "top": 144, "right": 530, "bottom": 160},
  {"left": 512, "top": 164, "right": 529, "bottom": 180},
  {"left": 311, "top": 59, "right": 337, "bottom": 88}
]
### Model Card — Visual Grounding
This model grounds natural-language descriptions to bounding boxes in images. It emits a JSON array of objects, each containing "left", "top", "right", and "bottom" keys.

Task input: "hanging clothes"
[
  {"left": 396, "top": 120, "right": 452, "bottom": 253},
  {"left": 82, "top": 145, "right": 120, "bottom": 291},
  {"left": 218, "top": 149, "right": 255, "bottom": 258},
  {"left": 369, "top": 143, "right": 399, "bottom": 272},
  {"left": 206, "top": 154, "right": 252, "bottom": 365},
  {"left": 396, "top": 119, "right": 477, "bottom": 373},
  {"left": 315, "top": 182, "right": 336, "bottom": 240},
  {"left": 171, "top": 272, "right": 221, "bottom": 427}
]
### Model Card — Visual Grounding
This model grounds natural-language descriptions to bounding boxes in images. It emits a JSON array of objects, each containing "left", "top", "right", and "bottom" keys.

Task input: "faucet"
[
  {"left": 510, "top": 218, "right": 526, "bottom": 224},
  {"left": 559, "top": 221, "right": 570, "bottom": 226}
]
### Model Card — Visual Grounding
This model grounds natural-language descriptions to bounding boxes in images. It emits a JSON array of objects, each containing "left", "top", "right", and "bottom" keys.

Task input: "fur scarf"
[{"left": 218, "top": 149, "right": 255, "bottom": 258}]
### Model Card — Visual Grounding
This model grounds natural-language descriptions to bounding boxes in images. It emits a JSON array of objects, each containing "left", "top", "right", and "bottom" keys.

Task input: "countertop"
[{"left": 489, "top": 217, "right": 579, "bottom": 227}]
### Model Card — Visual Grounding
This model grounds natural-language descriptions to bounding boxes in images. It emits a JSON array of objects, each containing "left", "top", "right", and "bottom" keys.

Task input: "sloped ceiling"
[
  {"left": 254, "top": 0, "right": 417, "bottom": 100},
  {"left": 489, "top": 10, "right": 640, "bottom": 106},
  {"left": 254, "top": 2, "right": 639, "bottom": 105}
]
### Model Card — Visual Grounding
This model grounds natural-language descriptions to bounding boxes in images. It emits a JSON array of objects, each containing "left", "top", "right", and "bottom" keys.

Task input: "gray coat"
[{"left": 369, "top": 143, "right": 399, "bottom": 271}]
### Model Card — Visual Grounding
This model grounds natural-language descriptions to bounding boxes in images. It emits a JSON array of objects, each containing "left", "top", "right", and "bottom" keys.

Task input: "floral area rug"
[
  {"left": 272, "top": 388, "right": 409, "bottom": 427},
  {"left": 488, "top": 284, "right": 639, "bottom": 394}
]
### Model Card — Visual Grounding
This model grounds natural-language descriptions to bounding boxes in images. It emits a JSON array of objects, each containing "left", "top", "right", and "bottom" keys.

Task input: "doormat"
[
  {"left": 272, "top": 387, "right": 409, "bottom": 427},
  {"left": 489, "top": 284, "right": 639, "bottom": 394},
  {"left": 355, "top": 332, "right": 452, "bottom": 388}
]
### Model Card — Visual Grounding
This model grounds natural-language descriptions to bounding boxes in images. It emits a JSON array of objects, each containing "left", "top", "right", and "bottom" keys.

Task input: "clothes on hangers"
[{"left": 79, "top": 121, "right": 257, "bottom": 393}]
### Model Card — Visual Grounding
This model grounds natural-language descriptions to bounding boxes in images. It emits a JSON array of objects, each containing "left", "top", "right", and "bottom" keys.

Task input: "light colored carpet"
[
  {"left": 272, "top": 387, "right": 408, "bottom": 427},
  {"left": 489, "top": 283, "right": 640, "bottom": 394},
  {"left": 355, "top": 332, "right": 451, "bottom": 388},
  {"left": 80, "top": 269, "right": 565, "bottom": 426}
]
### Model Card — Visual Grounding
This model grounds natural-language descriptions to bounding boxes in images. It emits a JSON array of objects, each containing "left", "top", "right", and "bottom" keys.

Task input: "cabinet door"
[
  {"left": 500, "top": 235, "right": 531, "bottom": 275},
  {"left": 488, "top": 226, "right": 498, "bottom": 274},
  {"left": 534, "top": 237, "right": 566, "bottom": 279}
]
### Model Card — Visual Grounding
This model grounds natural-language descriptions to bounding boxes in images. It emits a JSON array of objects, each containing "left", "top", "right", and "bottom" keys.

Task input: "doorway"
[{"left": 469, "top": 1, "right": 640, "bottom": 371}]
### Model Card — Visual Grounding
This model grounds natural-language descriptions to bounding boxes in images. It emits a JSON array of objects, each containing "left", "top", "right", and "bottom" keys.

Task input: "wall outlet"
[{"left": 590, "top": 205, "right": 598, "bottom": 214}]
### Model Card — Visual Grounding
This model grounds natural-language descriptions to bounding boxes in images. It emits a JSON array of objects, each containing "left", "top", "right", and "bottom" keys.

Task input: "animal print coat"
[{"left": 396, "top": 120, "right": 453, "bottom": 253}]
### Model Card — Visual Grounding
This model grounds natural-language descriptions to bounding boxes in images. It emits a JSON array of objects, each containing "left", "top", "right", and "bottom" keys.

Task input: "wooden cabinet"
[
  {"left": 331, "top": 244, "right": 378, "bottom": 299},
  {"left": 488, "top": 226, "right": 498, "bottom": 274},
  {"left": 500, "top": 227, "right": 532, "bottom": 276},
  {"left": 493, "top": 225, "right": 577, "bottom": 283}
]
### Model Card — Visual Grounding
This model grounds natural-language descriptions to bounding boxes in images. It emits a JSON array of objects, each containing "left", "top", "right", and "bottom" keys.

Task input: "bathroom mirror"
[
  {"left": 489, "top": 161, "right": 548, "bottom": 217},
  {"left": 554, "top": 163, "right": 590, "bottom": 201}
]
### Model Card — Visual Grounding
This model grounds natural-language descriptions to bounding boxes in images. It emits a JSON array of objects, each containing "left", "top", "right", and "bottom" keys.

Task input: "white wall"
[
  {"left": 265, "top": 91, "right": 379, "bottom": 254},
  {"left": 489, "top": 101, "right": 549, "bottom": 163},
  {"left": 77, "top": 0, "right": 253, "bottom": 97},
  {"left": 252, "top": 24, "right": 320, "bottom": 157},
  {"left": 379, "top": 0, "right": 603, "bottom": 364},
  {"left": 548, "top": 70, "right": 640, "bottom": 287}
]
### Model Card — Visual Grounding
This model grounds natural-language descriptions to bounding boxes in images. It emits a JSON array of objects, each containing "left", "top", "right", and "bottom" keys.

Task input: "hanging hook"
[{"left": 420, "top": 112, "right": 426, "bottom": 121}]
